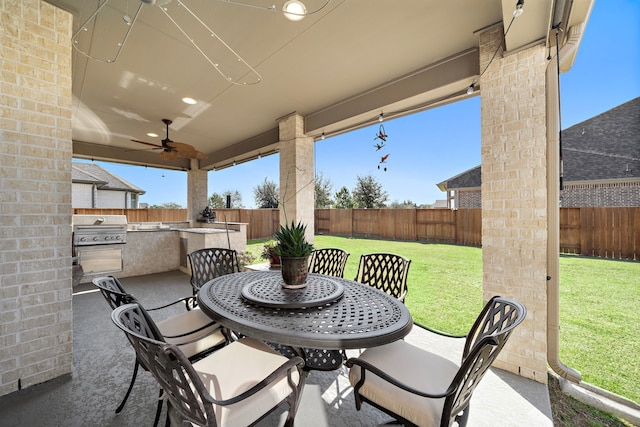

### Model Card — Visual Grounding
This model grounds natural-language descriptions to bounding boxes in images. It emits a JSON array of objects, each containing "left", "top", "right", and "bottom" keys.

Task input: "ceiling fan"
[{"left": 131, "top": 119, "right": 207, "bottom": 160}]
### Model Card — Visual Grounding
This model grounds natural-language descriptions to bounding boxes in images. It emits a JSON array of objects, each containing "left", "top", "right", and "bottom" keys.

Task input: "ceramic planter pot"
[
  {"left": 268, "top": 253, "right": 281, "bottom": 268},
  {"left": 280, "top": 256, "right": 309, "bottom": 289}
]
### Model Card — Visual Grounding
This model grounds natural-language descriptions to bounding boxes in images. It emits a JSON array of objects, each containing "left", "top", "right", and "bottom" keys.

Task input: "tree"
[
  {"left": 222, "top": 190, "right": 243, "bottom": 208},
  {"left": 334, "top": 186, "right": 354, "bottom": 209},
  {"left": 314, "top": 172, "right": 334, "bottom": 208},
  {"left": 254, "top": 178, "right": 279, "bottom": 208},
  {"left": 150, "top": 202, "right": 183, "bottom": 209},
  {"left": 208, "top": 193, "right": 225, "bottom": 208},
  {"left": 352, "top": 174, "right": 388, "bottom": 208},
  {"left": 389, "top": 200, "right": 417, "bottom": 209}
]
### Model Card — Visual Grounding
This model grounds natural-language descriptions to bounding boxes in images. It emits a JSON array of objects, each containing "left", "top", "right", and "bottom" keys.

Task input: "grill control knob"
[
  {"left": 80, "top": 237, "right": 86, "bottom": 242},
  {"left": 116, "top": 235, "right": 121, "bottom": 240},
  {"left": 92, "top": 236, "right": 99, "bottom": 241}
]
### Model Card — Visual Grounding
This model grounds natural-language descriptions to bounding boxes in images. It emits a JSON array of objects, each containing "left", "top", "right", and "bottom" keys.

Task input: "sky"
[{"left": 77, "top": 0, "right": 640, "bottom": 209}]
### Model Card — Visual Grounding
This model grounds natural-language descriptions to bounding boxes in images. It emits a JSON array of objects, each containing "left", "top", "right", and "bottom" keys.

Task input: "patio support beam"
[
  {"left": 73, "top": 141, "right": 190, "bottom": 171},
  {"left": 278, "top": 113, "right": 315, "bottom": 243},
  {"left": 304, "top": 49, "right": 479, "bottom": 138},
  {"left": 479, "top": 24, "right": 549, "bottom": 383},
  {"left": 187, "top": 159, "right": 208, "bottom": 224}
]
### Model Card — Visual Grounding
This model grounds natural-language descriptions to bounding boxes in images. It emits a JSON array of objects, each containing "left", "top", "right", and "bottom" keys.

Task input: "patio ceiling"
[{"left": 46, "top": 0, "right": 585, "bottom": 171}]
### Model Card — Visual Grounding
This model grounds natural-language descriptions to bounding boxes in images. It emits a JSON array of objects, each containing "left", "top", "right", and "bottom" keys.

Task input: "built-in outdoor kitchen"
[{"left": 72, "top": 214, "right": 247, "bottom": 286}]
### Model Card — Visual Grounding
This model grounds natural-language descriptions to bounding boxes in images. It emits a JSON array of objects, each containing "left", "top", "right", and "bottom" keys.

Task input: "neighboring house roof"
[
  {"left": 431, "top": 199, "right": 449, "bottom": 208},
  {"left": 437, "top": 97, "right": 640, "bottom": 191},
  {"left": 72, "top": 163, "right": 146, "bottom": 194},
  {"left": 562, "top": 97, "right": 639, "bottom": 182},
  {"left": 437, "top": 166, "right": 481, "bottom": 192}
]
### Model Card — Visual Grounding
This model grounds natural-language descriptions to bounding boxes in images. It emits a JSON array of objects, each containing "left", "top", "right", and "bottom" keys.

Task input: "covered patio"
[
  {"left": 1, "top": 0, "right": 598, "bottom": 416},
  {"left": 0, "top": 271, "right": 552, "bottom": 426}
]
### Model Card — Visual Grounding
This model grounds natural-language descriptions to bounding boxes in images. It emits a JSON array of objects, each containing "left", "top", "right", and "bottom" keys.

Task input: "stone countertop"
[
  {"left": 172, "top": 228, "right": 238, "bottom": 234},
  {"left": 127, "top": 225, "right": 173, "bottom": 232}
]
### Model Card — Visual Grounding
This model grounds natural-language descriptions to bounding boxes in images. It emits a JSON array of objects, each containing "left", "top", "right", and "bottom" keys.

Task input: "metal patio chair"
[
  {"left": 187, "top": 247, "right": 240, "bottom": 295},
  {"left": 307, "top": 247, "right": 350, "bottom": 277},
  {"left": 354, "top": 252, "right": 411, "bottom": 302},
  {"left": 111, "top": 303, "right": 305, "bottom": 427},
  {"left": 346, "top": 296, "right": 527, "bottom": 427},
  {"left": 92, "top": 276, "right": 228, "bottom": 424}
]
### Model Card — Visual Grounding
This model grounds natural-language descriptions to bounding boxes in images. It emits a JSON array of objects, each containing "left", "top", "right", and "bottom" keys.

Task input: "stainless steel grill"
[
  {"left": 72, "top": 215, "right": 127, "bottom": 245},
  {"left": 72, "top": 215, "right": 127, "bottom": 275}
]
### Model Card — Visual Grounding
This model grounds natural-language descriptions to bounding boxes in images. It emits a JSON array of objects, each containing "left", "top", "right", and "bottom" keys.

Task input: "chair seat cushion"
[
  {"left": 193, "top": 337, "right": 301, "bottom": 427},
  {"left": 156, "top": 307, "right": 226, "bottom": 359},
  {"left": 349, "top": 340, "right": 459, "bottom": 427}
]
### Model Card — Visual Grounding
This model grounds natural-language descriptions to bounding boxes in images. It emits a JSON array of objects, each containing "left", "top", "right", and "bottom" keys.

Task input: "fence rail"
[{"left": 73, "top": 207, "right": 639, "bottom": 260}]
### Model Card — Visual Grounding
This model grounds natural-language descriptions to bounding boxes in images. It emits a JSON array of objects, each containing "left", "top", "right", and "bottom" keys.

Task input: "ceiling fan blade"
[
  {"left": 131, "top": 139, "right": 163, "bottom": 149},
  {"left": 166, "top": 141, "right": 208, "bottom": 160},
  {"left": 134, "top": 120, "right": 207, "bottom": 161},
  {"left": 159, "top": 150, "right": 179, "bottom": 161}
]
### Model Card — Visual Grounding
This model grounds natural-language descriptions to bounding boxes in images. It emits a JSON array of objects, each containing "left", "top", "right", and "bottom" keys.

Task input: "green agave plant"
[{"left": 272, "top": 221, "right": 314, "bottom": 258}]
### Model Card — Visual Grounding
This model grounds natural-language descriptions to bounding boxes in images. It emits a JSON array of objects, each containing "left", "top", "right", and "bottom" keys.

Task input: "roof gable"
[
  {"left": 72, "top": 163, "right": 145, "bottom": 194},
  {"left": 437, "top": 166, "right": 481, "bottom": 191}
]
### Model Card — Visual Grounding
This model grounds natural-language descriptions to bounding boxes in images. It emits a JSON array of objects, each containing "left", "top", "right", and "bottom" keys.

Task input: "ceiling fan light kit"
[{"left": 131, "top": 119, "right": 207, "bottom": 160}]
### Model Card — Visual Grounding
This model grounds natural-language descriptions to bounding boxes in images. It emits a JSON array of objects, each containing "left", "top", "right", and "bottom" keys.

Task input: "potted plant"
[
  {"left": 272, "top": 221, "right": 314, "bottom": 288},
  {"left": 261, "top": 239, "right": 281, "bottom": 268}
]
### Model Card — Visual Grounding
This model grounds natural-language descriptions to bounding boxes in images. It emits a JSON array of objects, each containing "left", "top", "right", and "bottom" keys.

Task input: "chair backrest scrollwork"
[
  {"left": 444, "top": 296, "right": 526, "bottom": 427},
  {"left": 92, "top": 276, "right": 137, "bottom": 309},
  {"left": 308, "top": 248, "right": 350, "bottom": 278},
  {"left": 187, "top": 248, "right": 240, "bottom": 294},
  {"left": 112, "top": 303, "right": 215, "bottom": 426},
  {"left": 354, "top": 253, "right": 411, "bottom": 302}
]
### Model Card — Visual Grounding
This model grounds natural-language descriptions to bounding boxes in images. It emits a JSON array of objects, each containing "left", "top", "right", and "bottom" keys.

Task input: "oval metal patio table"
[{"left": 197, "top": 271, "right": 413, "bottom": 350}]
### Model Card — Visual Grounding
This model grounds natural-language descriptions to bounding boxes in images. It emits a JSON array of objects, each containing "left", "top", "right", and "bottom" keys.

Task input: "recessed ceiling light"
[
  {"left": 147, "top": 132, "right": 159, "bottom": 137},
  {"left": 182, "top": 97, "right": 197, "bottom": 105}
]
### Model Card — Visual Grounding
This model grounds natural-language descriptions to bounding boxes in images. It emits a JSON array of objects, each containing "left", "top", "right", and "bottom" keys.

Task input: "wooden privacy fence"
[
  {"left": 315, "top": 208, "right": 482, "bottom": 246},
  {"left": 316, "top": 207, "right": 638, "bottom": 260},
  {"left": 74, "top": 207, "right": 640, "bottom": 260},
  {"left": 208, "top": 209, "right": 280, "bottom": 240},
  {"left": 560, "top": 207, "right": 640, "bottom": 260}
]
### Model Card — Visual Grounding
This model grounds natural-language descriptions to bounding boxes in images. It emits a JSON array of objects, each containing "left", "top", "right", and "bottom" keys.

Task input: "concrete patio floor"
[{"left": 0, "top": 271, "right": 553, "bottom": 426}]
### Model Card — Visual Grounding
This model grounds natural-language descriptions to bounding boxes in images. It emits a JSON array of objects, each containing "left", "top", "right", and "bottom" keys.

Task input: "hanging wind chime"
[{"left": 374, "top": 123, "right": 389, "bottom": 171}]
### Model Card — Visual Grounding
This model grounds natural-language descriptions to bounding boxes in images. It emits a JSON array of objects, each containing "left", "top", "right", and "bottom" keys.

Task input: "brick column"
[
  {"left": 187, "top": 159, "right": 208, "bottom": 225},
  {"left": 0, "top": 0, "right": 73, "bottom": 396},
  {"left": 278, "top": 113, "right": 315, "bottom": 243},
  {"left": 479, "top": 25, "right": 548, "bottom": 382}
]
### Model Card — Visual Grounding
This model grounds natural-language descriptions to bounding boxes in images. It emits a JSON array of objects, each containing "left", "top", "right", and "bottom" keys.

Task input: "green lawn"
[{"left": 246, "top": 235, "right": 640, "bottom": 404}]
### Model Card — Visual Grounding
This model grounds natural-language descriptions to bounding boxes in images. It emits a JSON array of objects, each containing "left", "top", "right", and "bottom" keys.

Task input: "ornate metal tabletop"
[{"left": 198, "top": 271, "right": 413, "bottom": 350}]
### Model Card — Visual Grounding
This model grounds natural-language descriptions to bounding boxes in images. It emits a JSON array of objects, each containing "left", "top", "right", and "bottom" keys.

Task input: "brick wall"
[
  {"left": 0, "top": 0, "right": 73, "bottom": 396},
  {"left": 458, "top": 189, "right": 482, "bottom": 208},
  {"left": 561, "top": 182, "right": 640, "bottom": 207},
  {"left": 479, "top": 25, "right": 549, "bottom": 382},
  {"left": 453, "top": 182, "right": 640, "bottom": 208}
]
